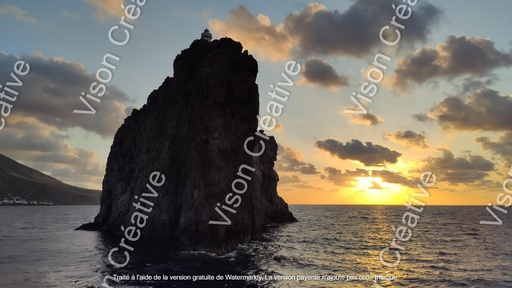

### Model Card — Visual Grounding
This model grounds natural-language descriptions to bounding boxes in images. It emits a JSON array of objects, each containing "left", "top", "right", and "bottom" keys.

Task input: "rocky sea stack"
[{"left": 78, "top": 37, "right": 296, "bottom": 250}]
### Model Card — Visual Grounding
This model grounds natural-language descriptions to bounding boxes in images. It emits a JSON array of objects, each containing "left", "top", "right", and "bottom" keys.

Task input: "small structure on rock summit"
[{"left": 201, "top": 28, "right": 212, "bottom": 41}]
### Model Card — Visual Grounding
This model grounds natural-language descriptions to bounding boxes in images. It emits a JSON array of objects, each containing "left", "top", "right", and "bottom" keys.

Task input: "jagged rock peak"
[{"left": 78, "top": 37, "right": 296, "bottom": 251}]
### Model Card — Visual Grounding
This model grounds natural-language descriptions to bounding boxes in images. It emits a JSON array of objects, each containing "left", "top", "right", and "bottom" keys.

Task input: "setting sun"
[{"left": 354, "top": 176, "right": 405, "bottom": 204}]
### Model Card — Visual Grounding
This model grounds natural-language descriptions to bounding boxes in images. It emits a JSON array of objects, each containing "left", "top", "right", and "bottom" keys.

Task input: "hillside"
[{"left": 0, "top": 154, "right": 101, "bottom": 205}]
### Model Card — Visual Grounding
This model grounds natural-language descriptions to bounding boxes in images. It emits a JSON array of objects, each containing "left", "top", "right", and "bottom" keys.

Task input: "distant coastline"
[
  {"left": 0, "top": 203, "right": 53, "bottom": 206},
  {"left": 0, "top": 197, "right": 53, "bottom": 206}
]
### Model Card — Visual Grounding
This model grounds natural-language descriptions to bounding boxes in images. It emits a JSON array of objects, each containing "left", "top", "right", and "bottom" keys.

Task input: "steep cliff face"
[{"left": 79, "top": 37, "right": 296, "bottom": 249}]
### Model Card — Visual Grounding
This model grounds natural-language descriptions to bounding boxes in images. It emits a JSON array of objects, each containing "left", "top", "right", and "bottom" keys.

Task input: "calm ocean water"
[{"left": 0, "top": 205, "right": 511, "bottom": 287}]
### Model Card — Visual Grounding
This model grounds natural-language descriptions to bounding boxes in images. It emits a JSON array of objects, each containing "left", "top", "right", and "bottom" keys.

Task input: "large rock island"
[{"left": 78, "top": 36, "right": 296, "bottom": 249}]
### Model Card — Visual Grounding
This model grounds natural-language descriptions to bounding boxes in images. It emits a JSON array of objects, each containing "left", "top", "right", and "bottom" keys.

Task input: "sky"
[{"left": 1, "top": 0, "right": 512, "bottom": 205}]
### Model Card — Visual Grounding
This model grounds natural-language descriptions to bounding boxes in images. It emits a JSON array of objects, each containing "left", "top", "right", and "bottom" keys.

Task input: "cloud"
[
  {"left": 273, "top": 123, "right": 284, "bottom": 133},
  {"left": 279, "top": 174, "right": 306, "bottom": 185},
  {"left": 456, "top": 78, "right": 495, "bottom": 95},
  {"left": 388, "top": 36, "right": 512, "bottom": 94},
  {"left": 370, "top": 181, "right": 383, "bottom": 189},
  {"left": 85, "top": 0, "right": 124, "bottom": 21},
  {"left": 276, "top": 144, "right": 319, "bottom": 174},
  {"left": 0, "top": 52, "right": 132, "bottom": 137},
  {"left": 475, "top": 132, "right": 512, "bottom": 163},
  {"left": 415, "top": 88, "right": 512, "bottom": 132},
  {"left": 412, "top": 113, "right": 430, "bottom": 122},
  {"left": 278, "top": 174, "right": 322, "bottom": 190},
  {"left": 345, "top": 109, "right": 383, "bottom": 126},
  {"left": 420, "top": 148, "right": 494, "bottom": 184},
  {"left": 209, "top": 1, "right": 441, "bottom": 61},
  {"left": 209, "top": 6, "right": 292, "bottom": 61},
  {"left": 315, "top": 139, "right": 401, "bottom": 166},
  {"left": 385, "top": 130, "right": 429, "bottom": 149},
  {"left": 372, "top": 169, "right": 414, "bottom": 187},
  {"left": 0, "top": 116, "right": 104, "bottom": 189},
  {"left": 283, "top": 1, "right": 441, "bottom": 58},
  {"left": 321, "top": 167, "right": 413, "bottom": 187},
  {"left": 302, "top": 59, "right": 349, "bottom": 88},
  {"left": 0, "top": 4, "right": 38, "bottom": 25},
  {"left": 321, "top": 167, "right": 361, "bottom": 186},
  {"left": 0, "top": 52, "right": 134, "bottom": 189}
]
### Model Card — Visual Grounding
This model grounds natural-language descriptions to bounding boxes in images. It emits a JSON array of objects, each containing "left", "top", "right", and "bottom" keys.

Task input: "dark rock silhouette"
[{"left": 78, "top": 37, "right": 296, "bottom": 249}]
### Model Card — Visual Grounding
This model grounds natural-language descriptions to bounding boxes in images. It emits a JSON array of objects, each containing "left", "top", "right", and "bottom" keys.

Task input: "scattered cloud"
[
  {"left": 372, "top": 169, "right": 414, "bottom": 188},
  {"left": 412, "top": 113, "right": 430, "bottom": 122},
  {"left": 0, "top": 52, "right": 133, "bottom": 138},
  {"left": 283, "top": 1, "right": 441, "bottom": 58},
  {"left": 321, "top": 167, "right": 413, "bottom": 187},
  {"left": 0, "top": 52, "right": 134, "bottom": 189},
  {"left": 273, "top": 123, "right": 284, "bottom": 133},
  {"left": 279, "top": 174, "right": 320, "bottom": 190},
  {"left": 388, "top": 36, "right": 512, "bottom": 94},
  {"left": 414, "top": 88, "right": 512, "bottom": 132},
  {"left": 276, "top": 144, "right": 319, "bottom": 174},
  {"left": 302, "top": 59, "right": 349, "bottom": 88},
  {"left": 209, "top": 6, "right": 291, "bottom": 61},
  {"left": 456, "top": 77, "right": 495, "bottom": 95},
  {"left": 209, "top": 1, "right": 441, "bottom": 61},
  {"left": 475, "top": 132, "right": 512, "bottom": 163},
  {"left": 321, "top": 167, "right": 360, "bottom": 186},
  {"left": 385, "top": 130, "right": 429, "bottom": 149},
  {"left": 419, "top": 148, "right": 494, "bottom": 184},
  {"left": 279, "top": 174, "right": 306, "bottom": 184},
  {"left": 369, "top": 181, "right": 383, "bottom": 189},
  {"left": 315, "top": 139, "right": 401, "bottom": 166},
  {"left": 345, "top": 109, "right": 383, "bottom": 126},
  {"left": 0, "top": 4, "right": 38, "bottom": 25},
  {"left": 0, "top": 116, "right": 104, "bottom": 189},
  {"left": 84, "top": 0, "right": 124, "bottom": 21}
]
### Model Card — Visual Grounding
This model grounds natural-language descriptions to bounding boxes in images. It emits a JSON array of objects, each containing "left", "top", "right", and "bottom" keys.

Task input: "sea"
[{"left": 0, "top": 205, "right": 511, "bottom": 288}]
